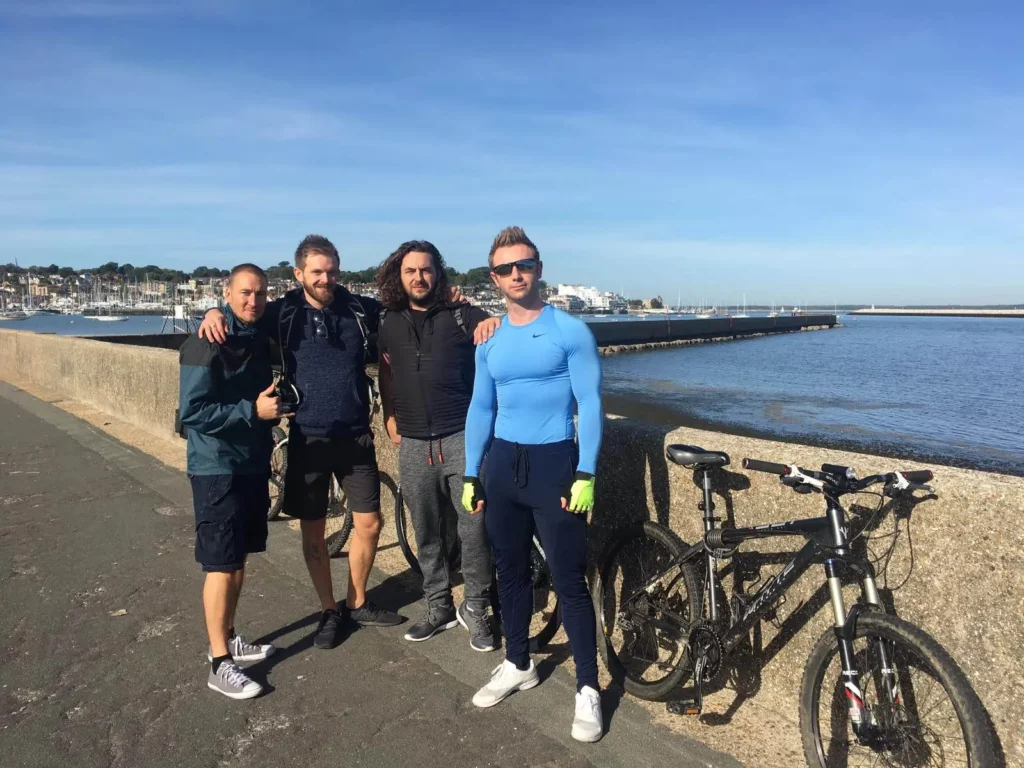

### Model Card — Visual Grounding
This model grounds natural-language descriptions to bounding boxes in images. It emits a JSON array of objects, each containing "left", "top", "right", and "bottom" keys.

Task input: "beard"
[
  {"left": 302, "top": 279, "right": 334, "bottom": 303},
  {"left": 407, "top": 281, "right": 437, "bottom": 306}
]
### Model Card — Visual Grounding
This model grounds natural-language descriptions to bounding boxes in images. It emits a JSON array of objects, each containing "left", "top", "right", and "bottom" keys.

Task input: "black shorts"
[
  {"left": 190, "top": 473, "right": 270, "bottom": 572},
  {"left": 284, "top": 432, "right": 381, "bottom": 519}
]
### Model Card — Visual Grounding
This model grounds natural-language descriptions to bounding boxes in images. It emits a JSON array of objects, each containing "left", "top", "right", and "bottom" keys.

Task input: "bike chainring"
[{"left": 687, "top": 621, "right": 725, "bottom": 681}]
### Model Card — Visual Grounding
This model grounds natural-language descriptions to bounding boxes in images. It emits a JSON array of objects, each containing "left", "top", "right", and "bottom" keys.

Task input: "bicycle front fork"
[{"left": 826, "top": 559, "right": 902, "bottom": 741}]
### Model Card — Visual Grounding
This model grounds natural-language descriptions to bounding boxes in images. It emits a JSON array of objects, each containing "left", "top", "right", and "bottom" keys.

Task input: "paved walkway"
[{"left": 0, "top": 382, "right": 738, "bottom": 768}]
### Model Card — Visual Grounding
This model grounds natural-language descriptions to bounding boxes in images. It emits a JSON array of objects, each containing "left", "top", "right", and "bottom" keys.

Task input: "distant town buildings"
[
  {"left": 2, "top": 264, "right": 645, "bottom": 317},
  {"left": 554, "top": 284, "right": 628, "bottom": 312}
]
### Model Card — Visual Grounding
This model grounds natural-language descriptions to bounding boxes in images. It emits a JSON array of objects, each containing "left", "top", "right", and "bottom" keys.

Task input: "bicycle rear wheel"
[
  {"left": 267, "top": 427, "right": 287, "bottom": 521},
  {"left": 801, "top": 611, "right": 995, "bottom": 767},
  {"left": 325, "top": 479, "right": 354, "bottom": 558},
  {"left": 593, "top": 521, "right": 700, "bottom": 701}
]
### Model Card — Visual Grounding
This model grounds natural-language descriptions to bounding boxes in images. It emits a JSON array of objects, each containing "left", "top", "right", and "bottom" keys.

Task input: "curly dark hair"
[{"left": 375, "top": 240, "right": 452, "bottom": 310}]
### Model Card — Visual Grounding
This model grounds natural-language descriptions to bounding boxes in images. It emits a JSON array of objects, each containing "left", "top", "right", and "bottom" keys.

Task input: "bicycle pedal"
[{"left": 667, "top": 700, "right": 702, "bottom": 716}]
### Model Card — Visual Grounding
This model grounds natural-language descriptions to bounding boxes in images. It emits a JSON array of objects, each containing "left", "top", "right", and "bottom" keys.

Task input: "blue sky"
[{"left": 1, "top": 0, "right": 1022, "bottom": 305}]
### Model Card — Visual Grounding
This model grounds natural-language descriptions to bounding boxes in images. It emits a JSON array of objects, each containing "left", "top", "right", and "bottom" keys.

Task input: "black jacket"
[{"left": 378, "top": 303, "right": 487, "bottom": 439}]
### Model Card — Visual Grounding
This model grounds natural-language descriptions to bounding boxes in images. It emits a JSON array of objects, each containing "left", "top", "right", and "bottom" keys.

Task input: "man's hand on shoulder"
[
  {"left": 198, "top": 308, "right": 228, "bottom": 344},
  {"left": 473, "top": 316, "right": 500, "bottom": 345}
]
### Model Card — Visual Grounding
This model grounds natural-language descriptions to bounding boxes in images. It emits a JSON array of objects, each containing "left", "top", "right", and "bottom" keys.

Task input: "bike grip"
[
  {"left": 742, "top": 458, "right": 790, "bottom": 475},
  {"left": 901, "top": 470, "right": 933, "bottom": 483}
]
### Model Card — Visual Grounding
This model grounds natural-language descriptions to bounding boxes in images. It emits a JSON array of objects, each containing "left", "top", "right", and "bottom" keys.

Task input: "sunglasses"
[
  {"left": 491, "top": 258, "right": 538, "bottom": 277},
  {"left": 313, "top": 311, "right": 329, "bottom": 341}
]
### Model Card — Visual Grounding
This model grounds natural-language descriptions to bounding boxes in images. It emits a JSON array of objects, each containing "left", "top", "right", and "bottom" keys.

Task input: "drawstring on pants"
[
  {"left": 511, "top": 443, "right": 529, "bottom": 489},
  {"left": 426, "top": 437, "right": 445, "bottom": 466}
]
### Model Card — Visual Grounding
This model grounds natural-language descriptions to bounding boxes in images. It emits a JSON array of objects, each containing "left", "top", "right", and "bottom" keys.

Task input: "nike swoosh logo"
[{"left": 532, "top": 333, "right": 545, "bottom": 338}]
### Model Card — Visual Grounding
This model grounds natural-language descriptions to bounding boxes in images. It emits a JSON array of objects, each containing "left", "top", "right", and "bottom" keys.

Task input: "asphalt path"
[{"left": 0, "top": 381, "right": 739, "bottom": 768}]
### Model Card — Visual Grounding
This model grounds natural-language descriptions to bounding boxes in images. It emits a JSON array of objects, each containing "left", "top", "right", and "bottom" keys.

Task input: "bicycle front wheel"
[
  {"left": 592, "top": 521, "right": 700, "bottom": 701},
  {"left": 267, "top": 427, "right": 287, "bottom": 521},
  {"left": 325, "top": 480, "right": 354, "bottom": 558},
  {"left": 801, "top": 611, "right": 995, "bottom": 768}
]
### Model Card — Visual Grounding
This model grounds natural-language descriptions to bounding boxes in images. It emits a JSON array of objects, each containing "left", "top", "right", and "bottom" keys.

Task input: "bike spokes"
[
  {"left": 816, "top": 633, "right": 970, "bottom": 766},
  {"left": 601, "top": 533, "right": 692, "bottom": 686}
]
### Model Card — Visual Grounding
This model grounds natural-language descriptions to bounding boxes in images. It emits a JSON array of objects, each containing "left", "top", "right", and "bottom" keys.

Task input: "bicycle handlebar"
[
  {"left": 743, "top": 457, "right": 936, "bottom": 496},
  {"left": 742, "top": 458, "right": 790, "bottom": 475},
  {"left": 899, "top": 470, "right": 933, "bottom": 483}
]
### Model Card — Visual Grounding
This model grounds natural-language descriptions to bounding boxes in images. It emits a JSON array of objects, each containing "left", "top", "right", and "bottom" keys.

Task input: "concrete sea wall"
[{"left": 1, "top": 327, "right": 1018, "bottom": 763}]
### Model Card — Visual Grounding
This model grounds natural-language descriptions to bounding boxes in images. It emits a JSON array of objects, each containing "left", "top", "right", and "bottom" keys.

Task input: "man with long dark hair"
[{"left": 376, "top": 241, "right": 500, "bottom": 650}]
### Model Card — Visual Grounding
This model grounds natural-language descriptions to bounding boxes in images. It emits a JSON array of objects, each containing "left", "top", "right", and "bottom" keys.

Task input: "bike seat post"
[
  {"left": 700, "top": 467, "right": 721, "bottom": 624},
  {"left": 700, "top": 468, "right": 715, "bottom": 523}
]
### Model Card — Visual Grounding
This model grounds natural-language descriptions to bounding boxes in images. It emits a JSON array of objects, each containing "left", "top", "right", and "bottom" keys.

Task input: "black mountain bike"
[
  {"left": 593, "top": 444, "right": 995, "bottom": 767},
  {"left": 394, "top": 483, "right": 562, "bottom": 652}
]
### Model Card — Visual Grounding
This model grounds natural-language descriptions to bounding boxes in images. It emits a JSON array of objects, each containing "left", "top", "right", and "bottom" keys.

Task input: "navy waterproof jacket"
[{"left": 178, "top": 306, "right": 274, "bottom": 475}]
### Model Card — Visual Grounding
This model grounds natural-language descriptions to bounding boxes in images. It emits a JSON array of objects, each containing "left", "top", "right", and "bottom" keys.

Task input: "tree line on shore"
[{"left": 3, "top": 261, "right": 542, "bottom": 293}]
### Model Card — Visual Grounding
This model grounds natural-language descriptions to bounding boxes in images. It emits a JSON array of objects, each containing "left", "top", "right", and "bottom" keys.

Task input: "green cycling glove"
[
  {"left": 462, "top": 476, "right": 485, "bottom": 513},
  {"left": 566, "top": 472, "right": 596, "bottom": 514}
]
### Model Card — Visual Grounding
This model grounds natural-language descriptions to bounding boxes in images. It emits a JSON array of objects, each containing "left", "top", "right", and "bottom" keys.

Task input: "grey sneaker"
[
  {"left": 457, "top": 602, "right": 497, "bottom": 652},
  {"left": 207, "top": 634, "right": 276, "bottom": 663},
  {"left": 404, "top": 605, "right": 457, "bottom": 642},
  {"left": 207, "top": 661, "right": 262, "bottom": 700}
]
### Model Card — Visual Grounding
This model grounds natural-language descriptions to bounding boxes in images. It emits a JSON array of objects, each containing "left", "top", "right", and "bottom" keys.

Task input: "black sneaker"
[
  {"left": 349, "top": 600, "right": 406, "bottom": 627},
  {"left": 404, "top": 605, "right": 457, "bottom": 642},
  {"left": 314, "top": 608, "right": 345, "bottom": 649},
  {"left": 457, "top": 602, "right": 497, "bottom": 652}
]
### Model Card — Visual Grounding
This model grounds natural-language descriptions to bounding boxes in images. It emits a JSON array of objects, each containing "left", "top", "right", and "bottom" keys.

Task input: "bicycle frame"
[{"left": 678, "top": 470, "right": 899, "bottom": 737}]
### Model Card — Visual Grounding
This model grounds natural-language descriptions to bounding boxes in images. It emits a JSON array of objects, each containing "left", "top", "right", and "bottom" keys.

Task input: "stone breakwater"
[{"left": 598, "top": 323, "right": 836, "bottom": 356}]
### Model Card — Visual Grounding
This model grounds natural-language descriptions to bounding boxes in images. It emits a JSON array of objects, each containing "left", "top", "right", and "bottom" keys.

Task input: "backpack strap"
[
  {"left": 453, "top": 305, "right": 470, "bottom": 338},
  {"left": 345, "top": 295, "right": 372, "bottom": 364}
]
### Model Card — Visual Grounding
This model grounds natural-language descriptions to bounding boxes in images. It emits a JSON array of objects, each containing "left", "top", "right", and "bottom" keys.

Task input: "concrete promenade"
[{"left": 0, "top": 382, "right": 737, "bottom": 768}]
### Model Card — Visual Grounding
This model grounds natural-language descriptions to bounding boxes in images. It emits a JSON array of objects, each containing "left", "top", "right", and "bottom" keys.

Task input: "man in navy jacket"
[{"left": 179, "top": 263, "right": 285, "bottom": 699}]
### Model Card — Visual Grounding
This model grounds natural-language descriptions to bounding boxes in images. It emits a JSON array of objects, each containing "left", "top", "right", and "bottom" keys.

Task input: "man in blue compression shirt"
[{"left": 461, "top": 226, "right": 604, "bottom": 743}]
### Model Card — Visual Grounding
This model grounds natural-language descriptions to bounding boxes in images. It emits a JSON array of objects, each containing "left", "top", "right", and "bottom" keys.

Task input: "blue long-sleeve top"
[{"left": 464, "top": 304, "right": 603, "bottom": 476}]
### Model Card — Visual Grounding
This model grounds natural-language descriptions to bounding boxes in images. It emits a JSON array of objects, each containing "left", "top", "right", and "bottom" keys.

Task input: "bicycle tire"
[
  {"left": 800, "top": 611, "right": 996, "bottom": 768},
  {"left": 592, "top": 520, "right": 701, "bottom": 701},
  {"left": 394, "top": 484, "right": 463, "bottom": 576},
  {"left": 527, "top": 539, "right": 561, "bottom": 652},
  {"left": 325, "top": 480, "right": 354, "bottom": 558},
  {"left": 394, "top": 484, "right": 421, "bottom": 575},
  {"left": 267, "top": 427, "right": 288, "bottom": 521}
]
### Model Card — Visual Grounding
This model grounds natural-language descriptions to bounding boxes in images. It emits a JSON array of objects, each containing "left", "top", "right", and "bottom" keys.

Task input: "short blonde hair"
[{"left": 488, "top": 226, "right": 539, "bottom": 267}]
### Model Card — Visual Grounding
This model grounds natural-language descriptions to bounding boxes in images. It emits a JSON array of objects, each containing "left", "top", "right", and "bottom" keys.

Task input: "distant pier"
[{"left": 851, "top": 308, "right": 1024, "bottom": 318}]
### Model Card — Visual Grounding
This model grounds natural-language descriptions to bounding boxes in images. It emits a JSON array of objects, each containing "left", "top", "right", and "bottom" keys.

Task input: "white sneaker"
[
  {"left": 471, "top": 659, "right": 540, "bottom": 708},
  {"left": 572, "top": 686, "right": 603, "bottom": 743}
]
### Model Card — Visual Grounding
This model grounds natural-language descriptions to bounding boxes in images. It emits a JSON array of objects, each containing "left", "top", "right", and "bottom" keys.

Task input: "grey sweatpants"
[{"left": 399, "top": 430, "right": 492, "bottom": 611}]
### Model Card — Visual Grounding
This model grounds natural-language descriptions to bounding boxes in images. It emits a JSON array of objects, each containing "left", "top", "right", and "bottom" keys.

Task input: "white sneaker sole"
[
  {"left": 206, "top": 646, "right": 276, "bottom": 663},
  {"left": 456, "top": 608, "right": 497, "bottom": 652},
  {"left": 208, "top": 681, "right": 262, "bottom": 700},
  {"left": 571, "top": 724, "right": 603, "bottom": 743},
  {"left": 472, "top": 676, "right": 540, "bottom": 708},
  {"left": 404, "top": 619, "right": 458, "bottom": 642}
]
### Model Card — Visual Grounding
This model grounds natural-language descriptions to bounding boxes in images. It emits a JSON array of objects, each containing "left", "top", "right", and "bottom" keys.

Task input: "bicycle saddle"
[{"left": 666, "top": 444, "right": 730, "bottom": 468}]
